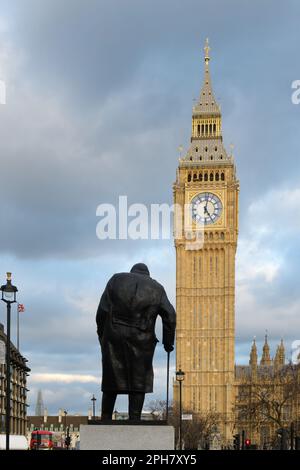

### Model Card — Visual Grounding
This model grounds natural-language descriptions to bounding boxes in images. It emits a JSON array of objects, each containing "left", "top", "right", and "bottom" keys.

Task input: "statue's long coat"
[{"left": 96, "top": 269, "right": 176, "bottom": 393}]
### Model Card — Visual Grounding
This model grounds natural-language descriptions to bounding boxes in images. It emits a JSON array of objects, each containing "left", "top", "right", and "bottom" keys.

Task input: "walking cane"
[{"left": 166, "top": 351, "right": 170, "bottom": 423}]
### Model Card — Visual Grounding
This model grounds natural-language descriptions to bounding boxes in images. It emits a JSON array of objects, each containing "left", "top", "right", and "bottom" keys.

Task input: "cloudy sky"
[{"left": 0, "top": 0, "right": 300, "bottom": 415}]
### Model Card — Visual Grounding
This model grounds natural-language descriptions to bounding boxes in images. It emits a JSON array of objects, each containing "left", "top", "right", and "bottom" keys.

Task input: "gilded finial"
[
  {"left": 204, "top": 38, "right": 210, "bottom": 64},
  {"left": 265, "top": 329, "right": 268, "bottom": 341}
]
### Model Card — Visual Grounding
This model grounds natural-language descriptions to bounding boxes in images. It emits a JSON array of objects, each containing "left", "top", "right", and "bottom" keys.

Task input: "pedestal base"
[{"left": 79, "top": 424, "right": 175, "bottom": 450}]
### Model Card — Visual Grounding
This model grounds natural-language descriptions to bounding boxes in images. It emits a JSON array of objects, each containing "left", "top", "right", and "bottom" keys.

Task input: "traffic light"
[
  {"left": 245, "top": 438, "right": 251, "bottom": 449},
  {"left": 233, "top": 434, "right": 240, "bottom": 450}
]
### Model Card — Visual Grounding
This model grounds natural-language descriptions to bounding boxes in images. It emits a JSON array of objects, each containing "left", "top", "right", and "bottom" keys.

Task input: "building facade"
[
  {"left": 235, "top": 337, "right": 300, "bottom": 449},
  {"left": 0, "top": 323, "right": 30, "bottom": 436},
  {"left": 173, "top": 40, "right": 239, "bottom": 442},
  {"left": 27, "top": 409, "right": 90, "bottom": 449}
]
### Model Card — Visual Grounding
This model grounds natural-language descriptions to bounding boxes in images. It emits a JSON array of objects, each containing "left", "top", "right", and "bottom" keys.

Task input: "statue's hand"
[{"left": 164, "top": 344, "right": 174, "bottom": 353}]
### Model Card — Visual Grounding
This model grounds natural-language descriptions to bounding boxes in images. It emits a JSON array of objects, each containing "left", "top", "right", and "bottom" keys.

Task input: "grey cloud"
[
  {"left": 0, "top": 77, "right": 181, "bottom": 258},
  {"left": 0, "top": 0, "right": 299, "bottom": 261},
  {"left": 10, "top": 0, "right": 294, "bottom": 111}
]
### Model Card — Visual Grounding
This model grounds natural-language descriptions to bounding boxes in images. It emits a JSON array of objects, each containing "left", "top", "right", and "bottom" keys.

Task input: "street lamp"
[
  {"left": 91, "top": 394, "right": 97, "bottom": 420},
  {"left": 64, "top": 410, "right": 68, "bottom": 431},
  {"left": 1, "top": 272, "right": 18, "bottom": 451},
  {"left": 176, "top": 367, "right": 185, "bottom": 451},
  {"left": 63, "top": 410, "right": 71, "bottom": 450}
]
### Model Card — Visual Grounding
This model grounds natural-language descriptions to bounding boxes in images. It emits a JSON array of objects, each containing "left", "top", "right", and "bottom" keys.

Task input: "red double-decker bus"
[{"left": 30, "top": 430, "right": 64, "bottom": 450}]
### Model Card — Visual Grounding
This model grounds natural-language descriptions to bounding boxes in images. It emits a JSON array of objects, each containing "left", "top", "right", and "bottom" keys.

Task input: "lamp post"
[
  {"left": 176, "top": 367, "right": 185, "bottom": 451},
  {"left": 64, "top": 410, "right": 68, "bottom": 432},
  {"left": 63, "top": 410, "right": 69, "bottom": 450},
  {"left": 1, "top": 272, "right": 18, "bottom": 451},
  {"left": 91, "top": 394, "right": 97, "bottom": 420}
]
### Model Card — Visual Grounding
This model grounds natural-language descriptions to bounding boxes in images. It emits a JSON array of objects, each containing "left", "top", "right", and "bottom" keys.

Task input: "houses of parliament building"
[{"left": 173, "top": 40, "right": 300, "bottom": 448}]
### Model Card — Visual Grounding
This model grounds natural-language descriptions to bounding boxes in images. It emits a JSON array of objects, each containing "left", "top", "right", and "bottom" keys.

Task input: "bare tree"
[
  {"left": 146, "top": 399, "right": 169, "bottom": 421},
  {"left": 146, "top": 400, "right": 220, "bottom": 449},
  {"left": 179, "top": 409, "right": 220, "bottom": 449},
  {"left": 235, "top": 363, "right": 300, "bottom": 446}
]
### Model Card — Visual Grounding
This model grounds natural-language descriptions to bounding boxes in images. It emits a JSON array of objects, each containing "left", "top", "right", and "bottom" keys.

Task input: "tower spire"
[
  {"left": 249, "top": 337, "right": 258, "bottom": 377},
  {"left": 260, "top": 333, "right": 271, "bottom": 366},
  {"left": 194, "top": 38, "right": 220, "bottom": 115},
  {"left": 274, "top": 339, "right": 285, "bottom": 369},
  {"left": 250, "top": 337, "right": 257, "bottom": 361},
  {"left": 180, "top": 39, "right": 233, "bottom": 164},
  {"left": 35, "top": 389, "right": 45, "bottom": 416}
]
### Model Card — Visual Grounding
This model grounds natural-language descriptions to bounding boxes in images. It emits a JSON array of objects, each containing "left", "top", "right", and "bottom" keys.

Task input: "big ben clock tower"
[{"left": 173, "top": 40, "right": 239, "bottom": 441}]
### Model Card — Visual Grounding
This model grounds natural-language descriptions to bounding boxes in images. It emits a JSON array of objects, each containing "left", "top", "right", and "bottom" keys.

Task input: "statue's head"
[{"left": 130, "top": 263, "right": 150, "bottom": 276}]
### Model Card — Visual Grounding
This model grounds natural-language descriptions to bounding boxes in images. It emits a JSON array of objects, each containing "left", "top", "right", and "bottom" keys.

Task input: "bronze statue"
[{"left": 96, "top": 263, "right": 176, "bottom": 420}]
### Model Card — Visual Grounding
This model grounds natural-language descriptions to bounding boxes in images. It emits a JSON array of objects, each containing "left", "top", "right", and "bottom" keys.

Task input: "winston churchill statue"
[{"left": 96, "top": 263, "right": 176, "bottom": 420}]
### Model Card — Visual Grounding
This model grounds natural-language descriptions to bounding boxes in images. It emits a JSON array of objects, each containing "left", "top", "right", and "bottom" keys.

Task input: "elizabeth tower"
[{"left": 173, "top": 40, "right": 239, "bottom": 440}]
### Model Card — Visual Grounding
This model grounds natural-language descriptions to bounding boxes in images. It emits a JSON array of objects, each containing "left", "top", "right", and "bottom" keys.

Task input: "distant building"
[
  {"left": 27, "top": 408, "right": 92, "bottom": 449},
  {"left": 35, "top": 390, "right": 45, "bottom": 416},
  {"left": 0, "top": 323, "right": 30, "bottom": 436},
  {"left": 112, "top": 410, "right": 156, "bottom": 421},
  {"left": 235, "top": 336, "right": 300, "bottom": 448}
]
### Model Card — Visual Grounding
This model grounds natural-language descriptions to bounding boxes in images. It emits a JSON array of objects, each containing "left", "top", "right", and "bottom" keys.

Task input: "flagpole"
[{"left": 17, "top": 303, "right": 20, "bottom": 351}]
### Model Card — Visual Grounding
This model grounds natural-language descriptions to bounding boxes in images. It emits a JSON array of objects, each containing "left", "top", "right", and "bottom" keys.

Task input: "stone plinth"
[{"left": 80, "top": 423, "right": 174, "bottom": 450}]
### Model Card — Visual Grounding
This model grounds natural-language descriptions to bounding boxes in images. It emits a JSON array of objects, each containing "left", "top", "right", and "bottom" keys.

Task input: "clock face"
[{"left": 191, "top": 192, "right": 223, "bottom": 225}]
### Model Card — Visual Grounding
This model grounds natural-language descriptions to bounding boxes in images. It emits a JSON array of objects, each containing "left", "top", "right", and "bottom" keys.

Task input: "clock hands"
[
  {"left": 204, "top": 198, "right": 209, "bottom": 212},
  {"left": 204, "top": 202, "right": 214, "bottom": 224}
]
